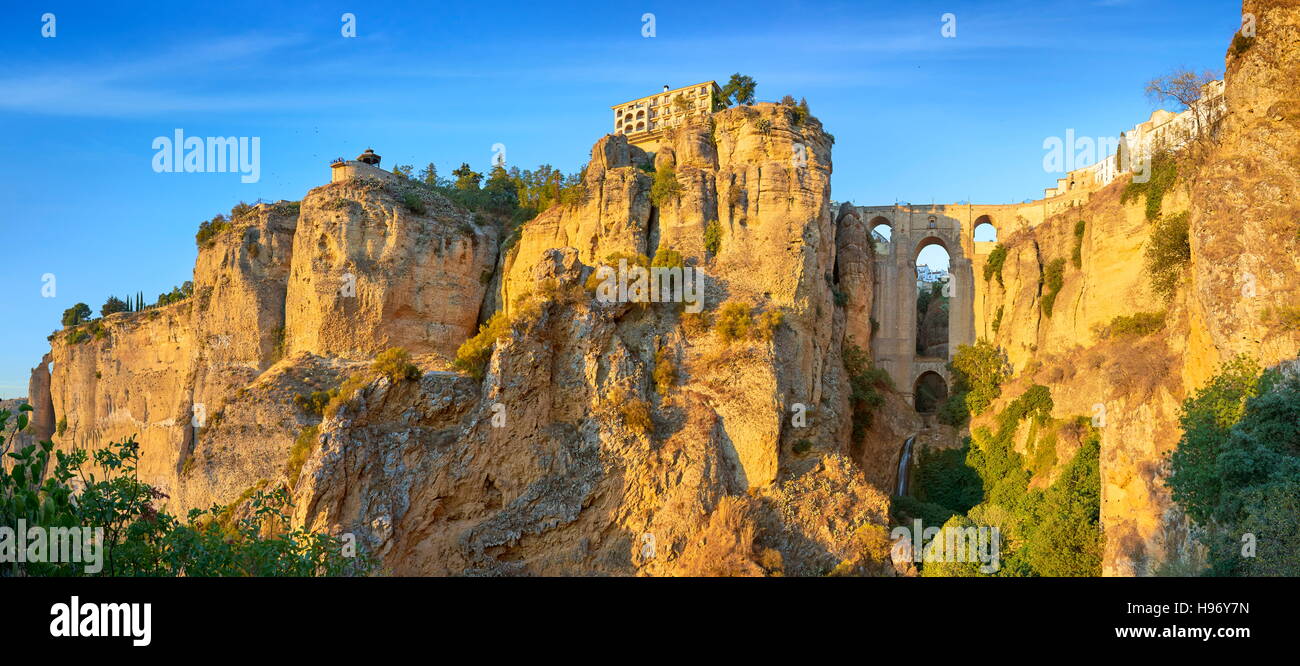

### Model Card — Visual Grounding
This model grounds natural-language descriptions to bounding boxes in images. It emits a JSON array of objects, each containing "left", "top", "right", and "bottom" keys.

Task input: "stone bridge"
[{"left": 837, "top": 202, "right": 1017, "bottom": 409}]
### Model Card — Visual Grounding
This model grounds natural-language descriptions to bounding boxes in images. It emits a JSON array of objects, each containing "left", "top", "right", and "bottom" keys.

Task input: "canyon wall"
[
  {"left": 968, "top": 0, "right": 1300, "bottom": 575},
  {"left": 293, "top": 104, "right": 907, "bottom": 575},
  {"left": 30, "top": 103, "right": 911, "bottom": 576}
]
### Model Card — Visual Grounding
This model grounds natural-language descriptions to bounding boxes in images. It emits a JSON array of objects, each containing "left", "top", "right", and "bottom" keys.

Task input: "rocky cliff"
[
  {"left": 968, "top": 0, "right": 1300, "bottom": 575},
  {"left": 293, "top": 105, "right": 901, "bottom": 575},
  {"left": 30, "top": 103, "right": 909, "bottom": 576}
]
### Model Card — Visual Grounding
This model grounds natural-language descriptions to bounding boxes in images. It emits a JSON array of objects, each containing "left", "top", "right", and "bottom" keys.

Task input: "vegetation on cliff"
[
  {"left": 0, "top": 407, "right": 368, "bottom": 576},
  {"left": 906, "top": 384, "right": 1103, "bottom": 577},
  {"left": 1144, "top": 210, "right": 1191, "bottom": 301},
  {"left": 1166, "top": 357, "right": 1300, "bottom": 576},
  {"left": 938, "top": 340, "right": 1011, "bottom": 427},
  {"left": 844, "top": 343, "right": 892, "bottom": 440}
]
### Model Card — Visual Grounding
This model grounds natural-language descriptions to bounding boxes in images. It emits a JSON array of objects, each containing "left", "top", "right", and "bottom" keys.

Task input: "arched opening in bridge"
[
  {"left": 869, "top": 216, "right": 892, "bottom": 243},
  {"left": 974, "top": 215, "right": 997, "bottom": 242},
  {"left": 913, "top": 371, "right": 948, "bottom": 413},
  {"left": 914, "top": 239, "right": 951, "bottom": 358}
]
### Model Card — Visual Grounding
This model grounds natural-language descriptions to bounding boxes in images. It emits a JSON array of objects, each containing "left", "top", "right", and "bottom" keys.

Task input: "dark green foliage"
[
  {"left": 1145, "top": 211, "right": 1191, "bottom": 301},
  {"left": 914, "top": 445, "right": 982, "bottom": 515},
  {"left": 61, "top": 303, "right": 91, "bottom": 328},
  {"left": 451, "top": 162, "right": 482, "bottom": 191},
  {"left": 1120, "top": 152, "right": 1178, "bottom": 221},
  {"left": 1040, "top": 258, "right": 1066, "bottom": 318},
  {"left": 402, "top": 191, "right": 427, "bottom": 215},
  {"left": 0, "top": 409, "right": 371, "bottom": 577},
  {"left": 1230, "top": 33, "right": 1255, "bottom": 58},
  {"left": 785, "top": 96, "right": 811, "bottom": 124},
  {"left": 651, "top": 164, "right": 683, "bottom": 207},
  {"left": 1072, "top": 220, "right": 1086, "bottom": 268},
  {"left": 891, "top": 495, "right": 957, "bottom": 527},
  {"left": 1166, "top": 356, "right": 1300, "bottom": 575},
  {"left": 914, "top": 382, "right": 1102, "bottom": 576},
  {"left": 844, "top": 343, "right": 892, "bottom": 441},
  {"left": 720, "top": 73, "right": 757, "bottom": 106},
  {"left": 483, "top": 164, "right": 520, "bottom": 210},
  {"left": 703, "top": 219, "right": 722, "bottom": 255},
  {"left": 1023, "top": 438, "right": 1102, "bottom": 576},
  {"left": 195, "top": 203, "right": 251, "bottom": 247},
  {"left": 936, "top": 391, "right": 969, "bottom": 427},
  {"left": 1166, "top": 356, "right": 1263, "bottom": 525},
  {"left": 946, "top": 339, "right": 1011, "bottom": 420},
  {"left": 154, "top": 281, "right": 193, "bottom": 307},
  {"left": 293, "top": 391, "right": 334, "bottom": 417},
  {"left": 100, "top": 296, "right": 129, "bottom": 317},
  {"left": 983, "top": 244, "right": 1008, "bottom": 285}
]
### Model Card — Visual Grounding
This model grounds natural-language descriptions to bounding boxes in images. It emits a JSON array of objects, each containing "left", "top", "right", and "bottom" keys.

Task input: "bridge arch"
[
  {"left": 851, "top": 205, "right": 976, "bottom": 408},
  {"left": 912, "top": 368, "right": 950, "bottom": 413},
  {"left": 973, "top": 214, "right": 998, "bottom": 242}
]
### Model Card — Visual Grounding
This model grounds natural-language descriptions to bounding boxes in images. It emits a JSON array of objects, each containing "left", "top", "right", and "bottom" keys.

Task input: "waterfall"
[{"left": 896, "top": 435, "right": 916, "bottom": 496}]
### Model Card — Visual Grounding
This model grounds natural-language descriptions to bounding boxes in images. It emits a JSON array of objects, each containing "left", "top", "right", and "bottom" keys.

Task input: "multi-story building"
[
  {"left": 1043, "top": 79, "right": 1226, "bottom": 198},
  {"left": 611, "top": 81, "right": 723, "bottom": 152}
]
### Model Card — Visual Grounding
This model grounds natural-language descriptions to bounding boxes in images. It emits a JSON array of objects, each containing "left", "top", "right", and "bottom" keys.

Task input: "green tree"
[
  {"left": 1166, "top": 357, "right": 1300, "bottom": 575},
  {"left": 452, "top": 163, "right": 483, "bottom": 191},
  {"left": 0, "top": 408, "right": 371, "bottom": 577},
  {"left": 100, "top": 296, "right": 129, "bottom": 317},
  {"left": 484, "top": 164, "right": 520, "bottom": 211},
  {"left": 1145, "top": 211, "right": 1190, "bottom": 301},
  {"left": 1166, "top": 355, "right": 1262, "bottom": 524},
  {"left": 61, "top": 303, "right": 91, "bottom": 328},
  {"left": 651, "top": 164, "right": 682, "bottom": 206},
  {"left": 946, "top": 339, "right": 1011, "bottom": 419},
  {"left": 1023, "top": 439, "right": 1102, "bottom": 576},
  {"left": 720, "top": 73, "right": 757, "bottom": 106},
  {"left": 418, "top": 162, "right": 438, "bottom": 186}
]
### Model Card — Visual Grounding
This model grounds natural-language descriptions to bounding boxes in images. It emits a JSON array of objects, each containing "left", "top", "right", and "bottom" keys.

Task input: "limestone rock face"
[
  {"left": 48, "top": 304, "right": 197, "bottom": 489},
  {"left": 835, "top": 205, "right": 875, "bottom": 350},
  {"left": 191, "top": 202, "right": 299, "bottom": 410},
  {"left": 41, "top": 181, "right": 500, "bottom": 515},
  {"left": 27, "top": 355, "right": 54, "bottom": 442},
  {"left": 1186, "top": 0, "right": 1300, "bottom": 381},
  {"left": 285, "top": 178, "right": 498, "bottom": 361},
  {"left": 968, "top": 3, "right": 1300, "bottom": 574},
  {"left": 289, "top": 105, "right": 903, "bottom": 575}
]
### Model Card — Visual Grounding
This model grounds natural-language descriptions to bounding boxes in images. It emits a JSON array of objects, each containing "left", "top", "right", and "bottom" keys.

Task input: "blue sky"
[{"left": 0, "top": 0, "right": 1239, "bottom": 397}]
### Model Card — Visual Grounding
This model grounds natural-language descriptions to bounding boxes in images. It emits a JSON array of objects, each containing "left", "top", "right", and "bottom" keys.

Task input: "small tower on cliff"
[{"left": 330, "top": 148, "right": 396, "bottom": 183}]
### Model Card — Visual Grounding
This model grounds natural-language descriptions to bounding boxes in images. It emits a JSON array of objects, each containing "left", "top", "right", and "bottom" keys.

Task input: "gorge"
[{"left": 11, "top": 0, "right": 1300, "bottom": 577}]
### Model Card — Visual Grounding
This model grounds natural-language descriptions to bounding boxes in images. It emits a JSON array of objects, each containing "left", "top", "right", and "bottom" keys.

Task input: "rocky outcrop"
[
  {"left": 285, "top": 178, "right": 498, "bottom": 362},
  {"left": 968, "top": 1, "right": 1300, "bottom": 575},
  {"left": 287, "top": 104, "right": 902, "bottom": 575},
  {"left": 27, "top": 355, "right": 54, "bottom": 443},
  {"left": 1186, "top": 0, "right": 1300, "bottom": 381}
]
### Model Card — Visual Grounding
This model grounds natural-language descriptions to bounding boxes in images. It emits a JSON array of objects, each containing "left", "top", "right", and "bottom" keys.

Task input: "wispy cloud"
[{"left": 0, "top": 33, "right": 327, "bottom": 117}]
